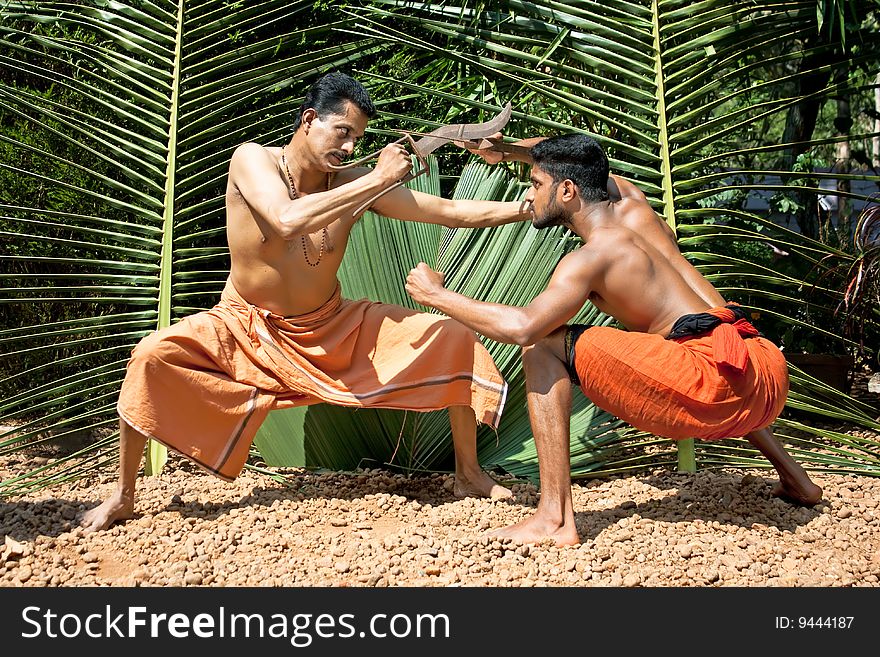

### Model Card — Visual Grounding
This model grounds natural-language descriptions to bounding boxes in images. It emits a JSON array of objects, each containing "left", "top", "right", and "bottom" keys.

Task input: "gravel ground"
[{"left": 2, "top": 444, "right": 879, "bottom": 588}]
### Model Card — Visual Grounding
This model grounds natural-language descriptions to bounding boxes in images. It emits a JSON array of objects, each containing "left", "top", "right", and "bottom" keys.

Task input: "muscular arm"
[
  {"left": 469, "top": 135, "right": 547, "bottom": 165},
  {"left": 493, "top": 136, "right": 547, "bottom": 164},
  {"left": 229, "top": 142, "right": 409, "bottom": 239},
  {"left": 372, "top": 184, "right": 530, "bottom": 228},
  {"left": 370, "top": 134, "right": 555, "bottom": 227},
  {"left": 405, "top": 252, "right": 598, "bottom": 346}
]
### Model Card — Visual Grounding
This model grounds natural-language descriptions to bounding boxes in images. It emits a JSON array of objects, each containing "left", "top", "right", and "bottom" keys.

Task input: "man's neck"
[
  {"left": 569, "top": 201, "right": 613, "bottom": 241},
  {"left": 286, "top": 136, "right": 327, "bottom": 194}
]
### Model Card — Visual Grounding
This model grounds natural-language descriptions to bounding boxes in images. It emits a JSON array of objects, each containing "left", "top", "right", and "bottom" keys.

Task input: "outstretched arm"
[
  {"left": 370, "top": 134, "right": 553, "bottom": 228},
  {"left": 405, "top": 252, "right": 597, "bottom": 346},
  {"left": 371, "top": 184, "right": 530, "bottom": 229}
]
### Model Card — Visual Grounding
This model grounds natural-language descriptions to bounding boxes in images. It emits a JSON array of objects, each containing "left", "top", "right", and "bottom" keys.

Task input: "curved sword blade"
[{"left": 411, "top": 102, "right": 512, "bottom": 156}]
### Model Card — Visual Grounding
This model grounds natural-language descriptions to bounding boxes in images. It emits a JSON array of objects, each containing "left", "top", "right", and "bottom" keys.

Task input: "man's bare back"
[
  {"left": 609, "top": 177, "right": 727, "bottom": 310},
  {"left": 562, "top": 182, "right": 726, "bottom": 338}
]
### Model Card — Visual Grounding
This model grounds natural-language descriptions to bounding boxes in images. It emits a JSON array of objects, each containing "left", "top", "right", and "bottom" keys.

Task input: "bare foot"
[
  {"left": 454, "top": 470, "right": 512, "bottom": 500},
  {"left": 489, "top": 512, "right": 579, "bottom": 547},
  {"left": 80, "top": 491, "right": 135, "bottom": 532},
  {"left": 772, "top": 478, "right": 823, "bottom": 507}
]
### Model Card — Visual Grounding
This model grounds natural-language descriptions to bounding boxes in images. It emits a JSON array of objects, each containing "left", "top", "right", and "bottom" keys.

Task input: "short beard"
[{"left": 532, "top": 198, "right": 569, "bottom": 230}]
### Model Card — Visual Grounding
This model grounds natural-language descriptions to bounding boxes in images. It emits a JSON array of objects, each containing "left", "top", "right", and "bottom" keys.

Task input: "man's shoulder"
[
  {"left": 613, "top": 196, "right": 656, "bottom": 216},
  {"left": 615, "top": 201, "right": 671, "bottom": 231},
  {"left": 560, "top": 239, "right": 617, "bottom": 266},
  {"left": 232, "top": 141, "right": 271, "bottom": 159},
  {"left": 580, "top": 226, "right": 645, "bottom": 263},
  {"left": 228, "top": 142, "right": 276, "bottom": 180}
]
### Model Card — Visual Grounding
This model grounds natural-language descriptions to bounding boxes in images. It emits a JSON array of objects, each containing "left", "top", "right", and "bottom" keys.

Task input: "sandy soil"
[{"left": 2, "top": 446, "right": 879, "bottom": 587}]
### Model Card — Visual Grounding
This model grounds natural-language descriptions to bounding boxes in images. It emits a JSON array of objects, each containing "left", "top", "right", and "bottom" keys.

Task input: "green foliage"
[{"left": 1, "top": 1, "right": 880, "bottom": 495}]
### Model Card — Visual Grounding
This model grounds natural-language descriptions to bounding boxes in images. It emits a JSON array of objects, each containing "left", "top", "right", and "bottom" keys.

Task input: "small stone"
[
  {"left": 184, "top": 573, "right": 203, "bottom": 585},
  {"left": 82, "top": 552, "right": 98, "bottom": 564},
  {"left": 2, "top": 536, "right": 26, "bottom": 563},
  {"left": 623, "top": 573, "right": 641, "bottom": 587}
]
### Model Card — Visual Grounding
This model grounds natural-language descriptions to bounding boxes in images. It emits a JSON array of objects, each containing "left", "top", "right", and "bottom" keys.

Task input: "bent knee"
[
  {"left": 521, "top": 326, "right": 565, "bottom": 360},
  {"left": 128, "top": 325, "right": 191, "bottom": 370},
  {"left": 130, "top": 330, "right": 161, "bottom": 358},
  {"left": 521, "top": 328, "right": 567, "bottom": 361}
]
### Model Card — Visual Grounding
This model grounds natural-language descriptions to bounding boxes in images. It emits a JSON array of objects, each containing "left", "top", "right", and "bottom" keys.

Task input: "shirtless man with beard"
[{"left": 406, "top": 133, "right": 822, "bottom": 545}]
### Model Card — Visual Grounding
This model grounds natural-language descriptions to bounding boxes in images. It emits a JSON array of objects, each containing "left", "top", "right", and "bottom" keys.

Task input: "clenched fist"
[
  {"left": 374, "top": 141, "right": 413, "bottom": 185},
  {"left": 405, "top": 262, "right": 446, "bottom": 307}
]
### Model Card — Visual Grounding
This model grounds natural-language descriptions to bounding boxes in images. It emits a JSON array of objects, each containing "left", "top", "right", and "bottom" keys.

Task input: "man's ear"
[
  {"left": 560, "top": 179, "right": 577, "bottom": 202},
  {"left": 301, "top": 108, "right": 318, "bottom": 133}
]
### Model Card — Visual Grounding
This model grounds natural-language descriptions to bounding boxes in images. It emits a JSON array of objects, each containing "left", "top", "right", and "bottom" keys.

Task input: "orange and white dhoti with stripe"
[{"left": 117, "top": 278, "right": 507, "bottom": 480}]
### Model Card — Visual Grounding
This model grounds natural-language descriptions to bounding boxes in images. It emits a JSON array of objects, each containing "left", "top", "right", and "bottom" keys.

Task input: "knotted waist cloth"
[
  {"left": 118, "top": 278, "right": 507, "bottom": 480},
  {"left": 565, "top": 304, "right": 788, "bottom": 440}
]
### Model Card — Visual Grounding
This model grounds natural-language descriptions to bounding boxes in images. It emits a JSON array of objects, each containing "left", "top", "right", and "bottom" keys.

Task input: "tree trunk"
[
  {"left": 832, "top": 67, "right": 852, "bottom": 249},
  {"left": 874, "top": 72, "right": 880, "bottom": 169},
  {"left": 781, "top": 36, "right": 834, "bottom": 240}
]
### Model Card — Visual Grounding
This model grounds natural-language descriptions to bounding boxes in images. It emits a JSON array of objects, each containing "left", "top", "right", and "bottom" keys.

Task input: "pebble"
[{"left": 1, "top": 453, "right": 879, "bottom": 588}]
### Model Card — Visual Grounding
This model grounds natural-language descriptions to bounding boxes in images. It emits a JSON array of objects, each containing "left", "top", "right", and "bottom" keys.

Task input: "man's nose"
[{"left": 341, "top": 140, "right": 355, "bottom": 155}]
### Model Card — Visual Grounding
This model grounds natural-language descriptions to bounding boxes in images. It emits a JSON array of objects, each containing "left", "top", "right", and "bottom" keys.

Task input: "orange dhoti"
[
  {"left": 118, "top": 278, "right": 507, "bottom": 480},
  {"left": 567, "top": 306, "right": 788, "bottom": 440}
]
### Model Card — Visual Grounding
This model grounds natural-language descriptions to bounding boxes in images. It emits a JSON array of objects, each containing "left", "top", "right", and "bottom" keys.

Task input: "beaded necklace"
[{"left": 281, "top": 146, "right": 331, "bottom": 267}]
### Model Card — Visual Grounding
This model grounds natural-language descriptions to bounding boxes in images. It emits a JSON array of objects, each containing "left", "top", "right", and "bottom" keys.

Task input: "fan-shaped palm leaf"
[{"left": 3, "top": 1, "right": 880, "bottom": 497}]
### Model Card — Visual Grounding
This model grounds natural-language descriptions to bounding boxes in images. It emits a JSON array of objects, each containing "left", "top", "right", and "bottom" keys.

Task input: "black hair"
[
  {"left": 530, "top": 134, "right": 609, "bottom": 203},
  {"left": 292, "top": 71, "right": 376, "bottom": 132}
]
